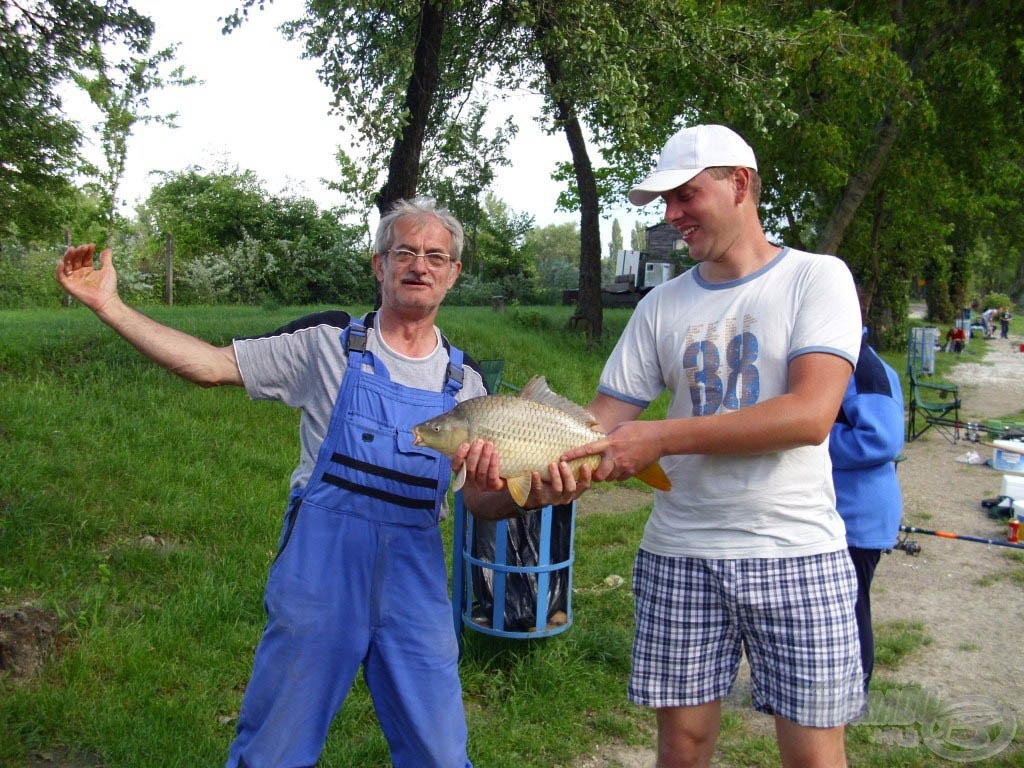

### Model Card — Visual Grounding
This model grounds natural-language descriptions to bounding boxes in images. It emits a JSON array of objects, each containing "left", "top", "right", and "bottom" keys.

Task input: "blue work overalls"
[{"left": 227, "top": 319, "right": 472, "bottom": 768}]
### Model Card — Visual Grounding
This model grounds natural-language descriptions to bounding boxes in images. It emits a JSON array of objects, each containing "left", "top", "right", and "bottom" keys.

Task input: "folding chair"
[
  {"left": 906, "top": 368, "right": 961, "bottom": 443},
  {"left": 477, "top": 359, "right": 521, "bottom": 394}
]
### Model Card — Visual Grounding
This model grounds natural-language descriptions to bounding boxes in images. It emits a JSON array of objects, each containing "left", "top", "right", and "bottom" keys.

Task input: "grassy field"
[{"left": 1, "top": 304, "right": 1020, "bottom": 766}]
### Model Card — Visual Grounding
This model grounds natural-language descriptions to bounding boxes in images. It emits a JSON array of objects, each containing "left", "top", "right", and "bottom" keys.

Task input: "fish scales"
[{"left": 454, "top": 395, "right": 602, "bottom": 480}]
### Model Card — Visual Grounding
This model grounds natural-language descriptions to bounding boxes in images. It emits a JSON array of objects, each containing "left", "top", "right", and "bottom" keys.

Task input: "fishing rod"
[{"left": 898, "top": 524, "right": 1024, "bottom": 551}]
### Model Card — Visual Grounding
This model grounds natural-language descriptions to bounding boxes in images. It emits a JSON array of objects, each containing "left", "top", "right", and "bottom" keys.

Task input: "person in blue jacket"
[{"left": 829, "top": 330, "right": 904, "bottom": 689}]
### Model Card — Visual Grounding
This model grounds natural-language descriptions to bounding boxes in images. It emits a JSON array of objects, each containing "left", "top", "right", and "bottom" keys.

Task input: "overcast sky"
[{"left": 72, "top": 0, "right": 653, "bottom": 246}]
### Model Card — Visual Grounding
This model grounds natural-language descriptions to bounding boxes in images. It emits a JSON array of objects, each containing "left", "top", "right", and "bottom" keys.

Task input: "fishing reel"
[{"left": 892, "top": 534, "right": 922, "bottom": 556}]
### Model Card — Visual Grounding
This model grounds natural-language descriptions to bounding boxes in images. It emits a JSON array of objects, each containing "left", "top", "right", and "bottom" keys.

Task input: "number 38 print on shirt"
[{"left": 682, "top": 321, "right": 760, "bottom": 416}]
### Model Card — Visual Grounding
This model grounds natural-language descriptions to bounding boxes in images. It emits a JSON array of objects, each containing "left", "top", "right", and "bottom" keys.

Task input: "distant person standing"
[
  {"left": 1000, "top": 307, "right": 1013, "bottom": 339},
  {"left": 982, "top": 307, "right": 998, "bottom": 339},
  {"left": 830, "top": 331, "right": 904, "bottom": 689}
]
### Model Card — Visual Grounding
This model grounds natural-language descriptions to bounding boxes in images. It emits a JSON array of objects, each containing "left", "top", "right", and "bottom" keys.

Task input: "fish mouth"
[{"left": 411, "top": 427, "right": 423, "bottom": 446}]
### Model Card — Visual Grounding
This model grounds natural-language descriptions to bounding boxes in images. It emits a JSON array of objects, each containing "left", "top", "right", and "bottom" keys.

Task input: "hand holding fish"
[
  {"left": 454, "top": 437, "right": 592, "bottom": 509},
  {"left": 560, "top": 419, "right": 664, "bottom": 484},
  {"left": 453, "top": 437, "right": 504, "bottom": 493},
  {"left": 413, "top": 376, "right": 669, "bottom": 515}
]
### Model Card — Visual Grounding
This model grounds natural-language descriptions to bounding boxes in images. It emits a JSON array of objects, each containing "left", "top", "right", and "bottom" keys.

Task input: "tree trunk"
[
  {"left": 560, "top": 109, "right": 603, "bottom": 343},
  {"left": 815, "top": 114, "right": 900, "bottom": 256},
  {"left": 861, "top": 189, "right": 885, "bottom": 329},
  {"left": 375, "top": 1, "right": 446, "bottom": 215},
  {"left": 530, "top": 1, "right": 602, "bottom": 343}
]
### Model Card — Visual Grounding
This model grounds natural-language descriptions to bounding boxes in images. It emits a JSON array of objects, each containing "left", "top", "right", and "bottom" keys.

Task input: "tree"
[
  {"left": 630, "top": 221, "right": 647, "bottom": 252},
  {"left": 73, "top": 43, "right": 198, "bottom": 241},
  {"left": 417, "top": 102, "right": 517, "bottom": 276},
  {"left": 529, "top": 1, "right": 813, "bottom": 340},
  {"left": 788, "top": 1, "right": 1024, "bottom": 339},
  {"left": 226, "top": 0, "right": 519, "bottom": 216},
  {"left": 595, "top": 1, "right": 1023, "bottom": 348},
  {"left": 0, "top": 0, "right": 153, "bottom": 241},
  {"left": 608, "top": 218, "right": 622, "bottom": 260},
  {"left": 139, "top": 167, "right": 370, "bottom": 305},
  {"left": 140, "top": 167, "right": 274, "bottom": 261},
  {"left": 524, "top": 222, "right": 580, "bottom": 267},
  {"left": 474, "top": 193, "right": 535, "bottom": 282},
  {"left": 228, "top": 0, "right": 658, "bottom": 341},
  {"left": 224, "top": 0, "right": 1023, "bottom": 352},
  {"left": 516, "top": 0, "right": 663, "bottom": 342},
  {"left": 742, "top": 1, "right": 1022, "bottom": 342},
  {"left": 525, "top": 221, "right": 581, "bottom": 295}
]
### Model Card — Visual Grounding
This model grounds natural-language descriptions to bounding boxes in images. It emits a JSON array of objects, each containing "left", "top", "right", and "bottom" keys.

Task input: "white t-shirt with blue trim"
[{"left": 598, "top": 247, "right": 862, "bottom": 558}]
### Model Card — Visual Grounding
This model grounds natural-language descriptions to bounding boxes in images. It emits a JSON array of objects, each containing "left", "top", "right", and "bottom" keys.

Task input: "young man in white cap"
[{"left": 563, "top": 125, "right": 865, "bottom": 766}]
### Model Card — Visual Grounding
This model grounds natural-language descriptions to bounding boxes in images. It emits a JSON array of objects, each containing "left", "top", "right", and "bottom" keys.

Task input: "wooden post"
[
  {"left": 61, "top": 230, "right": 73, "bottom": 308},
  {"left": 164, "top": 233, "right": 174, "bottom": 306}
]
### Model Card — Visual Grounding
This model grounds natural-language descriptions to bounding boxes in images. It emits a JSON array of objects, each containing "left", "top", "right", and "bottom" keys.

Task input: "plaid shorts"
[{"left": 629, "top": 549, "right": 866, "bottom": 727}]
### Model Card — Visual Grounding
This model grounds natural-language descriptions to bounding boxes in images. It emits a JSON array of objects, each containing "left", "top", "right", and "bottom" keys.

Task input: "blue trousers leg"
[{"left": 364, "top": 523, "right": 470, "bottom": 768}]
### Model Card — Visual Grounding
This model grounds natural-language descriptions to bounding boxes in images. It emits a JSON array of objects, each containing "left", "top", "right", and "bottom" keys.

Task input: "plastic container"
[
  {"left": 907, "top": 327, "right": 938, "bottom": 374},
  {"left": 993, "top": 449, "right": 1024, "bottom": 473},
  {"left": 451, "top": 494, "right": 575, "bottom": 640}
]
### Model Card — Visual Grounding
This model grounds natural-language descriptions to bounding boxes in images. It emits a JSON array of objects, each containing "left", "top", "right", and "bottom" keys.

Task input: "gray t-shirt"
[{"left": 233, "top": 311, "right": 486, "bottom": 490}]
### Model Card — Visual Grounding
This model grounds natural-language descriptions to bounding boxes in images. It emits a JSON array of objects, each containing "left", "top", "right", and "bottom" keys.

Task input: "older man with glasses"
[{"left": 56, "top": 197, "right": 587, "bottom": 768}]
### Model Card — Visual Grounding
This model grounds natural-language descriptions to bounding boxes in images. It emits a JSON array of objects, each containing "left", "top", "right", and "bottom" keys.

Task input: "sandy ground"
[{"left": 571, "top": 331, "right": 1024, "bottom": 767}]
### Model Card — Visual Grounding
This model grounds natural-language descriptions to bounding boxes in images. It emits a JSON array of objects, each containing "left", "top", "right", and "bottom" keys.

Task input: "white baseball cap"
[{"left": 627, "top": 124, "right": 758, "bottom": 206}]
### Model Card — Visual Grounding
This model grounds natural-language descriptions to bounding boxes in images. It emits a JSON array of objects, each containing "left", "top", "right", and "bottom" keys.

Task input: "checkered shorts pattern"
[{"left": 629, "top": 549, "right": 866, "bottom": 727}]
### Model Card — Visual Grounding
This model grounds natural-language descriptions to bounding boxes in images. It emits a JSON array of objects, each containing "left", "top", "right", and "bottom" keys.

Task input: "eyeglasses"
[{"left": 386, "top": 248, "right": 453, "bottom": 270}]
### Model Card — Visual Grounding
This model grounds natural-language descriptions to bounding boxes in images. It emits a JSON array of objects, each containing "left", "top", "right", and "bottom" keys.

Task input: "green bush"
[
  {"left": 983, "top": 292, "right": 1014, "bottom": 311},
  {"left": 0, "top": 244, "right": 66, "bottom": 309}
]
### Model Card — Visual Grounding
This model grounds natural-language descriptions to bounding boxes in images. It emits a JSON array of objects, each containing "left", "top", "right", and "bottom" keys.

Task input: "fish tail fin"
[{"left": 635, "top": 462, "right": 672, "bottom": 492}]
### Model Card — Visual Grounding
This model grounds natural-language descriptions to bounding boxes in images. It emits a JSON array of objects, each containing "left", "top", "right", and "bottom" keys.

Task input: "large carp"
[{"left": 412, "top": 375, "right": 671, "bottom": 507}]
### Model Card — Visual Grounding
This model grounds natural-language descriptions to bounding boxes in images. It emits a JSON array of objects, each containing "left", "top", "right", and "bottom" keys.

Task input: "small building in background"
[
  {"left": 643, "top": 222, "right": 686, "bottom": 258},
  {"left": 601, "top": 223, "right": 687, "bottom": 308}
]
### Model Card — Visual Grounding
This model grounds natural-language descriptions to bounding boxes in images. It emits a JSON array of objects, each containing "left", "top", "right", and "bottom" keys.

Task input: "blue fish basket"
[{"left": 451, "top": 492, "right": 575, "bottom": 640}]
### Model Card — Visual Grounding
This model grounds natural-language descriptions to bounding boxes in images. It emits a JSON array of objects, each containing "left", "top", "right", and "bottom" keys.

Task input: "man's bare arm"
[
  {"left": 57, "top": 245, "right": 242, "bottom": 387},
  {"left": 564, "top": 353, "right": 853, "bottom": 482}
]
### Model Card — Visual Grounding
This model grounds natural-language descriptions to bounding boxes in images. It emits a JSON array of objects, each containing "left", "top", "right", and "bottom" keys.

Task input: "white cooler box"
[{"left": 1001, "top": 474, "right": 1024, "bottom": 500}]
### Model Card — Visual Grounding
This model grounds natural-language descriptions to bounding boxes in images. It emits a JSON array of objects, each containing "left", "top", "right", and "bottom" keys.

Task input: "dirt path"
[
  {"left": 871, "top": 335, "right": 1024, "bottom": 726},
  {"left": 572, "top": 331, "right": 1024, "bottom": 767}
]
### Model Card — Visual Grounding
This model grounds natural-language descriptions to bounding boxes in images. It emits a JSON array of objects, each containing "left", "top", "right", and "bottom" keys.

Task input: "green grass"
[
  {"left": 2, "top": 304, "right": 1022, "bottom": 766},
  {"left": 873, "top": 620, "right": 932, "bottom": 670}
]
